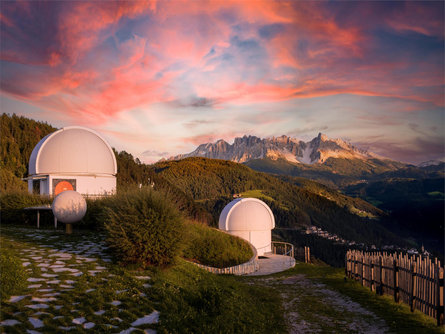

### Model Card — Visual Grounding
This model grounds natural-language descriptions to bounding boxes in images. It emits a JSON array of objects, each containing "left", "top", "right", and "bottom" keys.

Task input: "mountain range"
[{"left": 172, "top": 133, "right": 385, "bottom": 164}]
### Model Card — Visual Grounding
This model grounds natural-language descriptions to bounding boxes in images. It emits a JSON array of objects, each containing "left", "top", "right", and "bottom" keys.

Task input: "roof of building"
[
  {"left": 218, "top": 197, "right": 275, "bottom": 231},
  {"left": 29, "top": 126, "right": 117, "bottom": 176}
]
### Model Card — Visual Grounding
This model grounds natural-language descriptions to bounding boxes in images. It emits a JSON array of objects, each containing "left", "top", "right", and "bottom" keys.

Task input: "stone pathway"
[
  {"left": 245, "top": 254, "right": 296, "bottom": 276},
  {"left": 0, "top": 228, "right": 159, "bottom": 333},
  {"left": 251, "top": 273, "right": 389, "bottom": 333}
]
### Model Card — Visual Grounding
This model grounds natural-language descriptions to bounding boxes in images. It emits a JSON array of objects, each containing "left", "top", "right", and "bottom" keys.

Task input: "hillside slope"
[
  {"left": 245, "top": 157, "right": 409, "bottom": 188},
  {"left": 151, "top": 157, "right": 405, "bottom": 248}
]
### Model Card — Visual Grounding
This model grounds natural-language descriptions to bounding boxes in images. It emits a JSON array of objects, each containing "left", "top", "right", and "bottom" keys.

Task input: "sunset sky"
[{"left": 1, "top": 0, "right": 444, "bottom": 164}]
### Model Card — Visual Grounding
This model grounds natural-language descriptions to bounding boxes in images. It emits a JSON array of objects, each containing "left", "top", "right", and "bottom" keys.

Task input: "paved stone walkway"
[
  {"left": 0, "top": 228, "right": 158, "bottom": 333},
  {"left": 245, "top": 254, "right": 296, "bottom": 276}
]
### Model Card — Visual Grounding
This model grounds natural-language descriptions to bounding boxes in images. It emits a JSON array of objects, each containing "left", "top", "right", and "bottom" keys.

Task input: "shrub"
[
  {"left": 103, "top": 187, "right": 185, "bottom": 267},
  {"left": 0, "top": 191, "right": 51, "bottom": 225},
  {"left": 0, "top": 242, "right": 28, "bottom": 301},
  {"left": 183, "top": 222, "right": 253, "bottom": 268},
  {"left": 78, "top": 196, "right": 116, "bottom": 230}
]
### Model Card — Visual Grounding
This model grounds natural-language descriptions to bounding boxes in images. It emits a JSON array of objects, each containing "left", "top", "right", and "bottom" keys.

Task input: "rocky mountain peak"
[{"left": 170, "top": 134, "right": 378, "bottom": 164}]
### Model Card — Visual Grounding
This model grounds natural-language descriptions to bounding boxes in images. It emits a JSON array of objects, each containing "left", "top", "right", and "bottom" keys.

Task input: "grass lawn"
[{"left": 0, "top": 226, "right": 284, "bottom": 333}]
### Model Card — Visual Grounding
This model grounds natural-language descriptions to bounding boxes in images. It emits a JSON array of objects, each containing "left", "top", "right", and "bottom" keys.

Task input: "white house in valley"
[
  {"left": 27, "top": 126, "right": 117, "bottom": 197},
  {"left": 218, "top": 197, "right": 275, "bottom": 256}
]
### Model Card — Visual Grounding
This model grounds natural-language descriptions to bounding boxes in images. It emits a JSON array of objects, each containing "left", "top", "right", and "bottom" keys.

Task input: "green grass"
[
  {"left": 0, "top": 239, "right": 28, "bottom": 302},
  {"left": 239, "top": 189, "right": 275, "bottom": 202},
  {"left": 0, "top": 229, "right": 158, "bottom": 333},
  {"left": 183, "top": 221, "right": 253, "bottom": 268},
  {"left": 427, "top": 191, "right": 444, "bottom": 198},
  {"left": 149, "top": 259, "right": 286, "bottom": 333},
  {"left": 276, "top": 263, "right": 443, "bottom": 334},
  {"left": 0, "top": 226, "right": 284, "bottom": 333}
]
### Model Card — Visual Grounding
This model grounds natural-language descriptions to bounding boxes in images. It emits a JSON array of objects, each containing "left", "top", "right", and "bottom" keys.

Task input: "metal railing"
[{"left": 272, "top": 241, "right": 294, "bottom": 258}]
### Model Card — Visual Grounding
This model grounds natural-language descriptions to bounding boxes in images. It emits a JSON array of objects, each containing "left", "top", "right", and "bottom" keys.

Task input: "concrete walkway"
[{"left": 245, "top": 254, "right": 296, "bottom": 276}]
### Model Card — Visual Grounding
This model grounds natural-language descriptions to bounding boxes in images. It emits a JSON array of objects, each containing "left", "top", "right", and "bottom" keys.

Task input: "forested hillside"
[
  {"left": 246, "top": 156, "right": 444, "bottom": 257},
  {"left": 345, "top": 177, "right": 444, "bottom": 256},
  {"left": 151, "top": 157, "right": 406, "bottom": 249},
  {"left": 0, "top": 114, "right": 56, "bottom": 192},
  {"left": 245, "top": 157, "right": 409, "bottom": 188}
]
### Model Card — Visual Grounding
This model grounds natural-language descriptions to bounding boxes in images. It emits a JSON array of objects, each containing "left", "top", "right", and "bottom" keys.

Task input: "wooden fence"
[
  {"left": 294, "top": 246, "right": 311, "bottom": 264},
  {"left": 345, "top": 250, "right": 444, "bottom": 325}
]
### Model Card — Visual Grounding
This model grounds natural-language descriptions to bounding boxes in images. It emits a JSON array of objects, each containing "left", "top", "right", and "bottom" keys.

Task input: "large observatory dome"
[
  {"left": 29, "top": 126, "right": 117, "bottom": 176},
  {"left": 219, "top": 198, "right": 275, "bottom": 256}
]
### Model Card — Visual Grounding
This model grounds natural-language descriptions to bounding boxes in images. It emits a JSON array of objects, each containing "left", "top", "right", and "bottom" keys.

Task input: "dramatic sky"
[{"left": 1, "top": 1, "right": 444, "bottom": 164}]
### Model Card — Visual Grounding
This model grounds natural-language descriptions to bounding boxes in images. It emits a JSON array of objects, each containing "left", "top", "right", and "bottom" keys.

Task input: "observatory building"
[
  {"left": 27, "top": 126, "right": 117, "bottom": 197},
  {"left": 219, "top": 198, "right": 275, "bottom": 256}
]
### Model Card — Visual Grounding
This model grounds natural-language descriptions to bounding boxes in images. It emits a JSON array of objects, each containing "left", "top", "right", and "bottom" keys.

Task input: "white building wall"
[
  {"left": 74, "top": 175, "right": 116, "bottom": 196},
  {"left": 48, "top": 175, "right": 116, "bottom": 196},
  {"left": 40, "top": 178, "right": 49, "bottom": 195},
  {"left": 250, "top": 230, "right": 272, "bottom": 255},
  {"left": 227, "top": 229, "right": 272, "bottom": 256}
]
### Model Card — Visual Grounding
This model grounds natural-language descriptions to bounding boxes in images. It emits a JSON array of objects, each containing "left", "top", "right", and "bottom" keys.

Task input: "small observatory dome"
[
  {"left": 219, "top": 198, "right": 275, "bottom": 256},
  {"left": 27, "top": 126, "right": 117, "bottom": 196}
]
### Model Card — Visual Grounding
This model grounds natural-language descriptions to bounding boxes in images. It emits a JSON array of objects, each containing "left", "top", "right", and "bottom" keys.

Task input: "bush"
[
  {"left": 103, "top": 187, "right": 185, "bottom": 267},
  {"left": 78, "top": 196, "right": 116, "bottom": 230},
  {"left": 0, "top": 191, "right": 51, "bottom": 225},
  {"left": 0, "top": 241, "right": 28, "bottom": 301},
  {"left": 183, "top": 222, "right": 253, "bottom": 268}
]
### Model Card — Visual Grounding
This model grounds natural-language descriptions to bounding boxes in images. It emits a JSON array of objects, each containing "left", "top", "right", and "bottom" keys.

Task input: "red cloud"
[{"left": 1, "top": 0, "right": 443, "bottom": 125}]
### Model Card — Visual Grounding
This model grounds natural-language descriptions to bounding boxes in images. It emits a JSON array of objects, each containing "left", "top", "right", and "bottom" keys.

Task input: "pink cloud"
[{"left": 1, "top": 0, "right": 443, "bottom": 126}]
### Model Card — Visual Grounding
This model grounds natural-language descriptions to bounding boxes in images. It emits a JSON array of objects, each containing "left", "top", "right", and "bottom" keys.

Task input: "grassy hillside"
[
  {"left": 246, "top": 156, "right": 444, "bottom": 256},
  {"left": 245, "top": 157, "right": 408, "bottom": 188},
  {"left": 280, "top": 176, "right": 384, "bottom": 219},
  {"left": 151, "top": 158, "right": 406, "bottom": 251}
]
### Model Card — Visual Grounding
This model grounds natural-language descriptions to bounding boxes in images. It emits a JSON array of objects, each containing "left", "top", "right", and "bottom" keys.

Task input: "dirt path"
[{"left": 250, "top": 274, "right": 390, "bottom": 333}]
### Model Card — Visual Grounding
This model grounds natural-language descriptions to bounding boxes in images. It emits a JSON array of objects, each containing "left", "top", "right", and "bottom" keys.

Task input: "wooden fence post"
[
  {"left": 410, "top": 262, "right": 417, "bottom": 312},
  {"left": 307, "top": 247, "right": 312, "bottom": 263},
  {"left": 393, "top": 259, "right": 399, "bottom": 303},
  {"left": 361, "top": 256, "right": 365, "bottom": 286},
  {"left": 378, "top": 256, "right": 383, "bottom": 295},
  {"left": 371, "top": 260, "right": 375, "bottom": 292},
  {"left": 437, "top": 264, "right": 444, "bottom": 326}
]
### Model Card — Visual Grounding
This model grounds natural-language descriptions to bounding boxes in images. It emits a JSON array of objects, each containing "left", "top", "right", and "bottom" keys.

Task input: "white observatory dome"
[
  {"left": 27, "top": 126, "right": 117, "bottom": 197},
  {"left": 29, "top": 126, "right": 117, "bottom": 176},
  {"left": 219, "top": 198, "right": 275, "bottom": 256}
]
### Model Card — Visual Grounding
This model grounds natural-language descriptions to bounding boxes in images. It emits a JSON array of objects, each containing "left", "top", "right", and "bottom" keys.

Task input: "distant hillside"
[
  {"left": 344, "top": 177, "right": 444, "bottom": 256},
  {"left": 151, "top": 157, "right": 405, "bottom": 248},
  {"left": 245, "top": 157, "right": 411, "bottom": 188}
]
